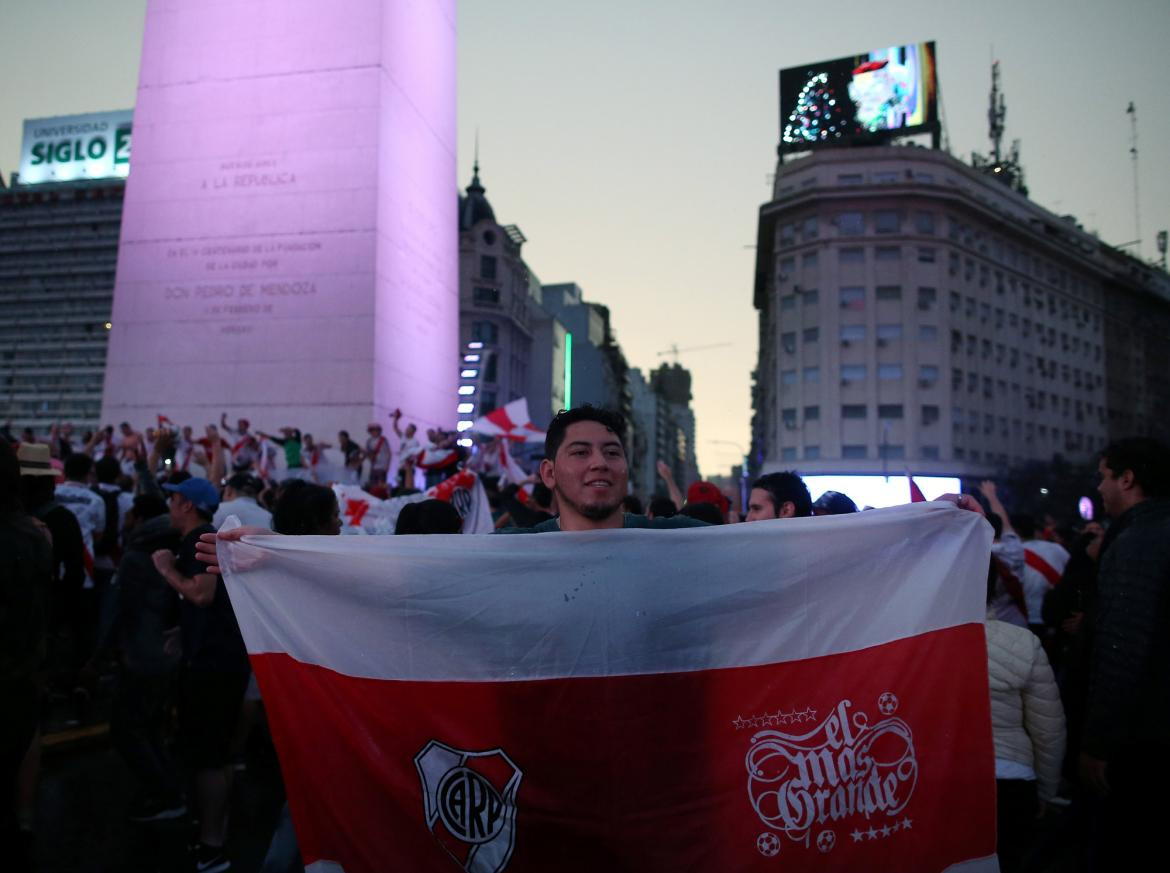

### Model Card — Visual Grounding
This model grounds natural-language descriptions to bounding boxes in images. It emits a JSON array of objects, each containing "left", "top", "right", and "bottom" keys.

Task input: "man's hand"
[
  {"left": 151, "top": 549, "right": 177, "bottom": 578},
  {"left": 1080, "top": 753, "right": 1109, "bottom": 796},
  {"left": 978, "top": 479, "right": 997, "bottom": 499},
  {"left": 1083, "top": 522, "right": 1105, "bottom": 562},
  {"left": 1062, "top": 611, "right": 1084, "bottom": 635},
  {"left": 194, "top": 526, "right": 272, "bottom": 576},
  {"left": 656, "top": 460, "right": 674, "bottom": 482},
  {"left": 936, "top": 493, "right": 986, "bottom": 517}
]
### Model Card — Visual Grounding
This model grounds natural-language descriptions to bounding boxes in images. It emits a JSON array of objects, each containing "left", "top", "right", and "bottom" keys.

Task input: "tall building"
[
  {"left": 751, "top": 144, "right": 1170, "bottom": 478},
  {"left": 627, "top": 363, "right": 701, "bottom": 499},
  {"left": 457, "top": 164, "right": 560, "bottom": 426},
  {"left": 0, "top": 176, "right": 125, "bottom": 432}
]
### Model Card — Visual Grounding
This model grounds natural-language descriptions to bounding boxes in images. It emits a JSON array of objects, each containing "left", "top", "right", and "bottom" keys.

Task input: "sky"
[{"left": 3, "top": 0, "right": 1168, "bottom": 477}]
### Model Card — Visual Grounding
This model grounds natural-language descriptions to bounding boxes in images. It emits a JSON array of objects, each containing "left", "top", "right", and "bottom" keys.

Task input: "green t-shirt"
[{"left": 495, "top": 513, "right": 709, "bottom": 534}]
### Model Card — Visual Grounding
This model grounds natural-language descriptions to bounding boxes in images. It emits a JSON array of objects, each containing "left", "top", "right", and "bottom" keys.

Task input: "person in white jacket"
[{"left": 985, "top": 558, "right": 1066, "bottom": 873}]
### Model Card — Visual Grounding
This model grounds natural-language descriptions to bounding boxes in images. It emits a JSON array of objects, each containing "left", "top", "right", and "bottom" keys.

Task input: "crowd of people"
[{"left": 2, "top": 404, "right": 1168, "bottom": 872}]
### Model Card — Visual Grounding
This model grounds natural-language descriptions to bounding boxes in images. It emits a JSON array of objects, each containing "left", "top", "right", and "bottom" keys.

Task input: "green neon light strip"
[{"left": 564, "top": 332, "right": 573, "bottom": 410}]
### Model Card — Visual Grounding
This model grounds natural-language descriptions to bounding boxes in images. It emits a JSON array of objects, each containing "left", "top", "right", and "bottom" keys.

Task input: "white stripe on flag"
[{"left": 220, "top": 502, "right": 991, "bottom": 683}]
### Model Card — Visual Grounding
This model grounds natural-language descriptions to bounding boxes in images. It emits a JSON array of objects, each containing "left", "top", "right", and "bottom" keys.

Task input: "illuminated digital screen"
[
  {"left": 779, "top": 42, "right": 937, "bottom": 153},
  {"left": 802, "top": 475, "right": 960, "bottom": 510}
]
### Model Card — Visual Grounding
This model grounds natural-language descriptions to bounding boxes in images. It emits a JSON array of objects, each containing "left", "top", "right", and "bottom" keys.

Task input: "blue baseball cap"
[{"left": 163, "top": 477, "right": 221, "bottom": 514}]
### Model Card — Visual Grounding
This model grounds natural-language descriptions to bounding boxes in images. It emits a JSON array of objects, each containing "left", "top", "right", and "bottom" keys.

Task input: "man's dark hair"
[
  {"left": 272, "top": 480, "right": 338, "bottom": 536},
  {"left": 1101, "top": 437, "right": 1170, "bottom": 498},
  {"left": 339, "top": 430, "right": 350, "bottom": 440},
  {"left": 394, "top": 499, "right": 462, "bottom": 535},
  {"left": 544, "top": 406, "right": 626, "bottom": 460},
  {"left": 678, "top": 501, "right": 723, "bottom": 525},
  {"left": 622, "top": 494, "right": 644, "bottom": 515},
  {"left": 63, "top": 453, "right": 93, "bottom": 482},
  {"left": 987, "top": 512, "right": 1004, "bottom": 540},
  {"left": 94, "top": 455, "right": 120, "bottom": 484},
  {"left": 226, "top": 473, "right": 262, "bottom": 497},
  {"left": 1009, "top": 513, "right": 1036, "bottom": 540},
  {"left": 648, "top": 496, "right": 677, "bottom": 519},
  {"left": 750, "top": 471, "right": 812, "bottom": 518}
]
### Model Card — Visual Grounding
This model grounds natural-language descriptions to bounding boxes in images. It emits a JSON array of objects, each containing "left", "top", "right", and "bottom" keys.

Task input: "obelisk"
[{"left": 102, "top": 0, "right": 457, "bottom": 440}]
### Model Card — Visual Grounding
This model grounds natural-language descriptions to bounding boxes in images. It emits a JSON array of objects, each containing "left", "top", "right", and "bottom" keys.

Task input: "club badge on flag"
[{"left": 219, "top": 502, "right": 998, "bottom": 872}]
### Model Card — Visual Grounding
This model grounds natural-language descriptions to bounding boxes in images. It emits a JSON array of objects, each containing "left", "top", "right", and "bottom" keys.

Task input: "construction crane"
[{"left": 656, "top": 342, "right": 732, "bottom": 363}]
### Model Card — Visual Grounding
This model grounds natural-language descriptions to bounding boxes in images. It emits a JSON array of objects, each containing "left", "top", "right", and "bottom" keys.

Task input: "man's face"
[
  {"left": 746, "top": 488, "right": 778, "bottom": 522},
  {"left": 540, "top": 421, "right": 628, "bottom": 522},
  {"left": 1097, "top": 457, "right": 1128, "bottom": 518},
  {"left": 120, "top": 423, "right": 132, "bottom": 437},
  {"left": 406, "top": 424, "right": 417, "bottom": 438},
  {"left": 167, "top": 492, "right": 187, "bottom": 527}
]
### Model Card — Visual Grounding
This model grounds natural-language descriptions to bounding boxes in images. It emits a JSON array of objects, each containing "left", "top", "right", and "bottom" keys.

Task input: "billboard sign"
[
  {"left": 18, "top": 110, "right": 132, "bottom": 185},
  {"left": 779, "top": 42, "right": 937, "bottom": 153}
]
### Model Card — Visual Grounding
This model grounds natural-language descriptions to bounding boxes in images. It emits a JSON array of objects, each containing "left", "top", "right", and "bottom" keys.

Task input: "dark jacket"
[
  {"left": 0, "top": 513, "right": 51, "bottom": 682},
  {"left": 1082, "top": 498, "right": 1170, "bottom": 758},
  {"left": 97, "top": 515, "right": 182, "bottom": 675}
]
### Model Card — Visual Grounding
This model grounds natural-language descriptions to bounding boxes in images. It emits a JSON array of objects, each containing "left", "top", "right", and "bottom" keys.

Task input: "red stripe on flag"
[{"left": 252, "top": 625, "right": 995, "bottom": 872}]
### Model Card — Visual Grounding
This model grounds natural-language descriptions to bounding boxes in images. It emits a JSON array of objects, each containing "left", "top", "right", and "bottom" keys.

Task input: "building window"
[
  {"left": 919, "top": 365, "right": 939, "bottom": 384},
  {"left": 876, "top": 323, "right": 902, "bottom": 340},
  {"left": 838, "top": 174, "right": 863, "bottom": 186},
  {"left": 837, "top": 212, "right": 864, "bottom": 235},
  {"left": 878, "top": 364, "right": 903, "bottom": 381},
  {"left": 921, "top": 405, "right": 940, "bottom": 426},
  {"left": 918, "top": 286, "right": 937, "bottom": 307},
  {"left": 840, "top": 324, "right": 866, "bottom": 341},
  {"left": 949, "top": 291, "right": 961, "bottom": 313},
  {"left": 781, "top": 332, "right": 796, "bottom": 354},
  {"left": 921, "top": 445, "right": 940, "bottom": 460},
  {"left": 483, "top": 355, "right": 498, "bottom": 382},
  {"left": 473, "top": 286, "right": 500, "bottom": 304},
  {"left": 804, "top": 216, "right": 819, "bottom": 238},
  {"left": 917, "top": 247, "right": 936, "bottom": 263},
  {"left": 842, "top": 445, "right": 868, "bottom": 459},
  {"left": 804, "top": 405, "right": 820, "bottom": 421},
  {"left": 779, "top": 257, "right": 795, "bottom": 276},
  {"left": 840, "top": 287, "right": 866, "bottom": 309},
  {"left": 803, "top": 367, "right": 820, "bottom": 383},
  {"left": 802, "top": 251, "right": 818, "bottom": 268},
  {"left": 780, "top": 295, "right": 796, "bottom": 310},
  {"left": 471, "top": 321, "right": 498, "bottom": 343},
  {"left": 802, "top": 288, "right": 819, "bottom": 305},
  {"left": 781, "top": 447, "right": 798, "bottom": 461},
  {"left": 876, "top": 285, "right": 902, "bottom": 301},
  {"left": 918, "top": 324, "right": 938, "bottom": 342},
  {"left": 802, "top": 327, "right": 819, "bottom": 343},
  {"left": 879, "top": 445, "right": 905, "bottom": 460},
  {"left": 841, "top": 365, "right": 867, "bottom": 383},
  {"left": 875, "top": 246, "right": 901, "bottom": 261},
  {"left": 782, "top": 408, "right": 797, "bottom": 428},
  {"left": 479, "top": 255, "right": 497, "bottom": 280},
  {"left": 804, "top": 446, "right": 820, "bottom": 460},
  {"left": 838, "top": 247, "right": 865, "bottom": 264},
  {"left": 874, "top": 210, "right": 901, "bottom": 233},
  {"left": 878, "top": 404, "right": 904, "bottom": 419},
  {"left": 781, "top": 369, "right": 797, "bottom": 385},
  {"left": 915, "top": 211, "right": 935, "bottom": 234},
  {"left": 842, "top": 404, "right": 868, "bottom": 419}
]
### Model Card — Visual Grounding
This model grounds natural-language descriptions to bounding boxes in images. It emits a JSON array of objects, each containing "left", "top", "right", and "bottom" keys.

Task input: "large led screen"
[{"left": 779, "top": 42, "right": 937, "bottom": 153}]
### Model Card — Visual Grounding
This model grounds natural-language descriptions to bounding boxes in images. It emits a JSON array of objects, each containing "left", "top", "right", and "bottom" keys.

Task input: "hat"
[
  {"left": 17, "top": 443, "right": 57, "bottom": 477},
  {"left": 163, "top": 477, "right": 220, "bottom": 514},
  {"left": 368, "top": 422, "right": 382, "bottom": 432},
  {"left": 686, "top": 480, "right": 730, "bottom": 512},
  {"left": 812, "top": 490, "right": 858, "bottom": 515}
]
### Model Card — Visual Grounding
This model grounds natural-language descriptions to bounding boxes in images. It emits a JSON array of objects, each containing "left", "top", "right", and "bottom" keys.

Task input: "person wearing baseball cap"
[
  {"left": 151, "top": 478, "right": 248, "bottom": 871},
  {"left": 685, "top": 480, "right": 731, "bottom": 522}
]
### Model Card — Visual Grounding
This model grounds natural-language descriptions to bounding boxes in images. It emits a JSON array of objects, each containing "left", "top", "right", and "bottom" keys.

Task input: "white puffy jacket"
[{"left": 985, "top": 619, "right": 1066, "bottom": 801}]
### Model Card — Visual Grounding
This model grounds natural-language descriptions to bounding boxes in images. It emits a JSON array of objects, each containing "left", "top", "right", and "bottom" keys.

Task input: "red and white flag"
[
  {"left": 332, "top": 470, "right": 493, "bottom": 535},
  {"left": 220, "top": 502, "right": 997, "bottom": 872},
  {"left": 471, "top": 398, "right": 546, "bottom": 443}
]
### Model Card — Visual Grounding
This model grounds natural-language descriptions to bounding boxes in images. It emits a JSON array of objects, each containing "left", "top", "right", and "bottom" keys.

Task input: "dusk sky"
[{"left": 3, "top": 0, "right": 1167, "bottom": 476}]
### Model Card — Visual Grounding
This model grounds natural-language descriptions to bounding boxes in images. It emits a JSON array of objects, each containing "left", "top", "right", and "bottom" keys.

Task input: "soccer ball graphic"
[
  {"left": 878, "top": 691, "right": 899, "bottom": 715},
  {"left": 757, "top": 831, "right": 781, "bottom": 857},
  {"left": 816, "top": 829, "right": 836, "bottom": 853}
]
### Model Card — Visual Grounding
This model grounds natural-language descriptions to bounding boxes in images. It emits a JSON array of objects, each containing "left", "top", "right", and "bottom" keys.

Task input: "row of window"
[
  {"left": 781, "top": 323, "right": 937, "bottom": 351},
  {"left": 781, "top": 363, "right": 922, "bottom": 385},
  {"left": 778, "top": 444, "right": 925, "bottom": 462},
  {"left": 952, "top": 420, "right": 1095, "bottom": 451},
  {"left": 947, "top": 290, "right": 1100, "bottom": 335},
  {"left": 782, "top": 404, "right": 933, "bottom": 426},
  {"left": 952, "top": 366, "right": 1103, "bottom": 398}
]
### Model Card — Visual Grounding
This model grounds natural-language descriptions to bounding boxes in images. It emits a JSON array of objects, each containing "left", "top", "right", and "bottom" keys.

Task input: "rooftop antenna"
[
  {"left": 988, "top": 59, "right": 1005, "bottom": 164},
  {"left": 1127, "top": 102, "right": 1141, "bottom": 258}
]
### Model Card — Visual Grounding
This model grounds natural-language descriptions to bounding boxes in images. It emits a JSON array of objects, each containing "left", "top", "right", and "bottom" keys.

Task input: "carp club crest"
[{"left": 415, "top": 740, "right": 523, "bottom": 872}]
